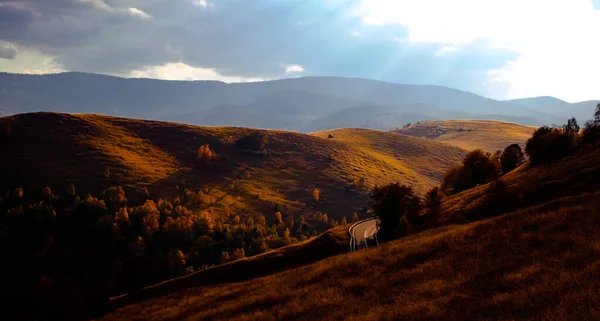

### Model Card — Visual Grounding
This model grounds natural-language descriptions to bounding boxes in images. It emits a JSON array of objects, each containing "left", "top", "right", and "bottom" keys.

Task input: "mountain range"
[{"left": 0, "top": 72, "right": 596, "bottom": 131}]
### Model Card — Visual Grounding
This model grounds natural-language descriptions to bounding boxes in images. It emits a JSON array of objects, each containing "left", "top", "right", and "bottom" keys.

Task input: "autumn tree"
[
  {"left": 231, "top": 248, "right": 245, "bottom": 261},
  {"left": 500, "top": 144, "right": 525, "bottom": 174},
  {"left": 311, "top": 188, "right": 320, "bottom": 203},
  {"left": 197, "top": 144, "right": 215, "bottom": 161},
  {"left": 564, "top": 117, "right": 580, "bottom": 141},
  {"left": 526, "top": 126, "right": 574, "bottom": 164},
  {"left": 371, "top": 183, "right": 418, "bottom": 241},
  {"left": 441, "top": 150, "right": 501, "bottom": 195},
  {"left": 341, "top": 216, "right": 348, "bottom": 225},
  {"left": 235, "top": 131, "right": 268, "bottom": 150},
  {"left": 581, "top": 104, "right": 600, "bottom": 147},
  {"left": 424, "top": 186, "right": 442, "bottom": 224}
]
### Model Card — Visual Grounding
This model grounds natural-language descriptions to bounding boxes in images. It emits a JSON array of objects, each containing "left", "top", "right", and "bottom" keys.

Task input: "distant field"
[
  {"left": 394, "top": 120, "right": 535, "bottom": 152},
  {"left": 0, "top": 113, "right": 465, "bottom": 222},
  {"left": 101, "top": 138, "right": 600, "bottom": 321}
]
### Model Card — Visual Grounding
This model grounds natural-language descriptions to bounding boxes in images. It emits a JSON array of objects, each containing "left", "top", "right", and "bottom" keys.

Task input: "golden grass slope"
[
  {"left": 101, "top": 195, "right": 600, "bottom": 321},
  {"left": 104, "top": 225, "right": 350, "bottom": 315},
  {"left": 0, "top": 113, "right": 465, "bottom": 222},
  {"left": 394, "top": 120, "right": 535, "bottom": 152},
  {"left": 312, "top": 128, "right": 467, "bottom": 194},
  {"left": 101, "top": 145, "right": 600, "bottom": 321}
]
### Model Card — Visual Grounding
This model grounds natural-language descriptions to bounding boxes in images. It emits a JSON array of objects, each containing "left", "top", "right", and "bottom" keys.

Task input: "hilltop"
[
  {"left": 394, "top": 120, "right": 535, "bottom": 152},
  {"left": 100, "top": 130, "right": 600, "bottom": 321},
  {"left": 0, "top": 112, "right": 466, "bottom": 222},
  {"left": 0, "top": 72, "right": 575, "bottom": 131}
]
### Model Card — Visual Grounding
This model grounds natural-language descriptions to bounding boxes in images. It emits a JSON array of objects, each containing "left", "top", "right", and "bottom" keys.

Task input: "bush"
[
  {"left": 197, "top": 144, "right": 215, "bottom": 161},
  {"left": 236, "top": 131, "right": 268, "bottom": 150},
  {"left": 580, "top": 105, "right": 600, "bottom": 147},
  {"left": 580, "top": 120, "right": 600, "bottom": 147},
  {"left": 525, "top": 126, "right": 575, "bottom": 164},
  {"left": 500, "top": 144, "right": 525, "bottom": 174}
]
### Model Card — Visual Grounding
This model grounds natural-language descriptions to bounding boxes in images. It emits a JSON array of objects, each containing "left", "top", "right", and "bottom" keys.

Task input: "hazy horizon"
[{"left": 2, "top": 70, "right": 596, "bottom": 104}]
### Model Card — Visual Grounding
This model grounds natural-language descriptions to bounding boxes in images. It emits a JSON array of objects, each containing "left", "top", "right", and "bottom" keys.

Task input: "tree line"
[{"left": 372, "top": 104, "right": 600, "bottom": 241}]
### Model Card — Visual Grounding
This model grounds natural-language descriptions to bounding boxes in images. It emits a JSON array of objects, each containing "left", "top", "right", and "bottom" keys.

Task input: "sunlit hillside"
[
  {"left": 100, "top": 144, "right": 600, "bottom": 321},
  {"left": 394, "top": 120, "right": 535, "bottom": 152},
  {"left": 312, "top": 128, "right": 467, "bottom": 193},
  {"left": 0, "top": 112, "right": 465, "bottom": 222}
]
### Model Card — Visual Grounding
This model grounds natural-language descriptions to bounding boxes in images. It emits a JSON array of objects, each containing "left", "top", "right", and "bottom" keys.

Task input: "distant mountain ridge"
[{"left": 1, "top": 72, "right": 596, "bottom": 131}]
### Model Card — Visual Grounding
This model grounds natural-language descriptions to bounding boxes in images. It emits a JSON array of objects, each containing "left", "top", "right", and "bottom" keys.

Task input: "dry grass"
[
  {"left": 394, "top": 120, "right": 535, "bottom": 152},
  {"left": 442, "top": 144, "right": 600, "bottom": 224},
  {"left": 103, "top": 225, "right": 351, "bottom": 315},
  {"left": 100, "top": 141, "right": 600, "bottom": 321},
  {"left": 311, "top": 128, "right": 467, "bottom": 193},
  {"left": 101, "top": 192, "right": 600, "bottom": 321},
  {"left": 0, "top": 113, "right": 465, "bottom": 222}
]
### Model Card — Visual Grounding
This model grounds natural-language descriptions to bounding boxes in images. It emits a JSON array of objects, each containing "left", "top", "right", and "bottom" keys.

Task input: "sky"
[{"left": 1, "top": 0, "right": 599, "bottom": 102}]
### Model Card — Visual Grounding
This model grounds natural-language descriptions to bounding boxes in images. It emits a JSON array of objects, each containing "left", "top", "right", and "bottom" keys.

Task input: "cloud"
[
  {"left": 128, "top": 7, "right": 151, "bottom": 19},
  {"left": 0, "top": 0, "right": 596, "bottom": 101},
  {"left": 285, "top": 65, "right": 304, "bottom": 73},
  {"left": 191, "top": 0, "right": 208, "bottom": 8},
  {"left": 129, "top": 62, "right": 264, "bottom": 83},
  {"left": 0, "top": 42, "right": 17, "bottom": 59}
]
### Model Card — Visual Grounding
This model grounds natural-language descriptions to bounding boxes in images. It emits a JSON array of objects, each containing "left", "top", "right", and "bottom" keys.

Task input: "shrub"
[
  {"left": 580, "top": 120, "right": 600, "bottom": 147},
  {"left": 197, "top": 144, "right": 215, "bottom": 161},
  {"left": 500, "top": 144, "right": 525, "bottom": 174},
  {"left": 525, "top": 126, "right": 574, "bottom": 164},
  {"left": 235, "top": 131, "right": 268, "bottom": 150},
  {"left": 580, "top": 105, "right": 600, "bottom": 147}
]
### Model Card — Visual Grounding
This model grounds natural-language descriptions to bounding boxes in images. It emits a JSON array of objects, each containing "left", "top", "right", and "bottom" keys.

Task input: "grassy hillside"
[
  {"left": 0, "top": 112, "right": 465, "bottom": 222},
  {"left": 104, "top": 225, "right": 350, "bottom": 315},
  {"left": 394, "top": 120, "right": 535, "bottom": 152},
  {"left": 101, "top": 140, "right": 600, "bottom": 321},
  {"left": 312, "top": 128, "right": 466, "bottom": 193}
]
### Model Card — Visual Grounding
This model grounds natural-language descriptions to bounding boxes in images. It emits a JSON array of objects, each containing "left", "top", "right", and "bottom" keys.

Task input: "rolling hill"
[
  {"left": 0, "top": 112, "right": 466, "bottom": 222},
  {"left": 99, "top": 138, "right": 600, "bottom": 321},
  {"left": 0, "top": 72, "right": 574, "bottom": 131},
  {"left": 506, "top": 97, "right": 598, "bottom": 123},
  {"left": 394, "top": 120, "right": 536, "bottom": 152}
]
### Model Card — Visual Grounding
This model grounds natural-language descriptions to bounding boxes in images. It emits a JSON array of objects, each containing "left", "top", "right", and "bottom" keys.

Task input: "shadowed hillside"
[
  {"left": 0, "top": 112, "right": 465, "bottom": 221},
  {"left": 394, "top": 120, "right": 535, "bottom": 152},
  {"left": 100, "top": 143, "right": 600, "bottom": 321}
]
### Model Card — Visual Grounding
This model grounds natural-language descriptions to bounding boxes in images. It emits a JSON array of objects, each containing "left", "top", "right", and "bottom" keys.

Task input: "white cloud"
[
  {"left": 0, "top": 47, "right": 64, "bottom": 74},
  {"left": 129, "top": 62, "right": 265, "bottom": 83},
  {"left": 435, "top": 45, "right": 457, "bottom": 56},
  {"left": 128, "top": 8, "right": 152, "bottom": 19},
  {"left": 358, "top": 0, "right": 600, "bottom": 101},
  {"left": 192, "top": 0, "right": 208, "bottom": 8},
  {"left": 285, "top": 64, "right": 304, "bottom": 73}
]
